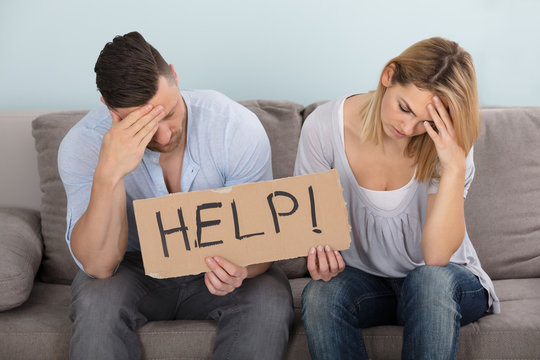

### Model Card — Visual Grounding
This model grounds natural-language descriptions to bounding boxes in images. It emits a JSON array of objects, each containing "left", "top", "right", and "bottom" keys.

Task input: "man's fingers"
[
  {"left": 205, "top": 257, "right": 236, "bottom": 285},
  {"left": 118, "top": 104, "right": 154, "bottom": 129},
  {"left": 213, "top": 256, "right": 247, "bottom": 278},
  {"left": 205, "top": 271, "right": 234, "bottom": 295},
  {"left": 130, "top": 105, "right": 164, "bottom": 136},
  {"left": 138, "top": 121, "right": 159, "bottom": 148},
  {"left": 204, "top": 273, "right": 227, "bottom": 296}
]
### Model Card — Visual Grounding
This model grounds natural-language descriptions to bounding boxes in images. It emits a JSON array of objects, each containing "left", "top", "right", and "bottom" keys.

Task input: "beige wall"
[{"left": 0, "top": 111, "right": 52, "bottom": 211}]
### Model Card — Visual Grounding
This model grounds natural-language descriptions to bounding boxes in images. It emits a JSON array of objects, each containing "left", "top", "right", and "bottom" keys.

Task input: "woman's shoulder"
[{"left": 304, "top": 95, "right": 352, "bottom": 128}]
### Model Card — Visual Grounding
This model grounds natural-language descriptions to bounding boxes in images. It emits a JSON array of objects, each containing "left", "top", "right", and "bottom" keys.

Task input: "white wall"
[{"left": 1, "top": 0, "right": 539, "bottom": 110}]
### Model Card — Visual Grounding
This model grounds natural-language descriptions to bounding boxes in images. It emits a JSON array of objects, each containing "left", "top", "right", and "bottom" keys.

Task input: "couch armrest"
[{"left": 0, "top": 208, "right": 43, "bottom": 311}]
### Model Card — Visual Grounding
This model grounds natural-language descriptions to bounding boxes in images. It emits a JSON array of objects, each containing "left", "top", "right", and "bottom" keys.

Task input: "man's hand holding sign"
[{"left": 133, "top": 170, "right": 351, "bottom": 281}]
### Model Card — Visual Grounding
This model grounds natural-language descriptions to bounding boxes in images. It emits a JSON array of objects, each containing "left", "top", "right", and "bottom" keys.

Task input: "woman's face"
[{"left": 380, "top": 80, "right": 437, "bottom": 142}]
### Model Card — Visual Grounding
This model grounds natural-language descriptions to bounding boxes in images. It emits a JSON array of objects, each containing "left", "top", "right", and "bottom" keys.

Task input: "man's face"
[{"left": 113, "top": 76, "right": 186, "bottom": 153}]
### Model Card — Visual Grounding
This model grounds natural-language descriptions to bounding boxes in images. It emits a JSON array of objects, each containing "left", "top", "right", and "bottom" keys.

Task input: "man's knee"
[
  {"left": 70, "top": 273, "right": 139, "bottom": 325},
  {"left": 240, "top": 265, "right": 294, "bottom": 324}
]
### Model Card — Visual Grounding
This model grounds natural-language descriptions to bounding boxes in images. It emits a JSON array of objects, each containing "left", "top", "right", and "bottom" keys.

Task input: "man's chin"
[{"left": 147, "top": 142, "right": 175, "bottom": 153}]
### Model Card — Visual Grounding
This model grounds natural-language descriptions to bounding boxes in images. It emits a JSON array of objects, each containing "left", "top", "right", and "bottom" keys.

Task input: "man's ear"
[
  {"left": 169, "top": 64, "right": 179, "bottom": 84},
  {"left": 100, "top": 96, "right": 106, "bottom": 105},
  {"left": 381, "top": 63, "right": 396, "bottom": 88}
]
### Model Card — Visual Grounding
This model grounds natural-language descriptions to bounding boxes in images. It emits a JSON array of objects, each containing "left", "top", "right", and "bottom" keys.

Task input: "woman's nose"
[{"left": 401, "top": 121, "right": 417, "bottom": 136}]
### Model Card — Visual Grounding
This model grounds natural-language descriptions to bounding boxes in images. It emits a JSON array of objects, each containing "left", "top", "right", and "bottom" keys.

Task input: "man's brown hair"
[{"left": 94, "top": 31, "right": 175, "bottom": 109}]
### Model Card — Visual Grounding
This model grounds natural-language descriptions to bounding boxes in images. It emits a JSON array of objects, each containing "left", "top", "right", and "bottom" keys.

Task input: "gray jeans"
[{"left": 69, "top": 252, "right": 294, "bottom": 360}]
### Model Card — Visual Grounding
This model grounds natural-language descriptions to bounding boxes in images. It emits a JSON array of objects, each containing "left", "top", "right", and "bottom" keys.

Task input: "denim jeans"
[
  {"left": 302, "top": 264, "right": 488, "bottom": 360},
  {"left": 69, "top": 252, "right": 294, "bottom": 360}
]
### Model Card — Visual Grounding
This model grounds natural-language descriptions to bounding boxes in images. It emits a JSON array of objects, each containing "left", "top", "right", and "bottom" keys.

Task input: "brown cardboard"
[{"left": 133, "top": 169, "right": 351, "bottom": 278}]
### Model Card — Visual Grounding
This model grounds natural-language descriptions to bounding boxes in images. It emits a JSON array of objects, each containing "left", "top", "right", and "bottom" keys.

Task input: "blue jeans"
[
  {"left": 302, "top": 264, "right": 488, "bottom": 360},
  {"left": 70, "top": 252, "right": 294, "bottom": 360}
]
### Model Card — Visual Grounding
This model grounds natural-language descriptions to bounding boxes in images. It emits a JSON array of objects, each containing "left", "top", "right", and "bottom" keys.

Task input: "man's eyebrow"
[
  {"left": 399, "top": 96, "right": 417, "bottom": 117},
  {"left": 163, "top": 98, "right": 179, "bottom": 119}
]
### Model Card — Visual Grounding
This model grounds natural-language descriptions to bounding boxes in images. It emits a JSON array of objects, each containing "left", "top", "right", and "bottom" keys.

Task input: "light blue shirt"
[
  {"left": 294, "top": 96, "right": 500, "bottom": 313},
  {"left": 58, "top": 89, "right": 272, "bottom": 272}
]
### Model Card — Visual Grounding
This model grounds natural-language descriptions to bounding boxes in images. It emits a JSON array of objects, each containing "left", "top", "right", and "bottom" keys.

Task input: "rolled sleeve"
[{"left": 57, "top": 127, "right": 101, "bottom": 271}]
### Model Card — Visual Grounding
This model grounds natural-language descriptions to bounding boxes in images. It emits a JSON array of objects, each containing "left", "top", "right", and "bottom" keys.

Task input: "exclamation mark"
[{"left": 308, "top": 186, "right": 322, "bottom": 234}]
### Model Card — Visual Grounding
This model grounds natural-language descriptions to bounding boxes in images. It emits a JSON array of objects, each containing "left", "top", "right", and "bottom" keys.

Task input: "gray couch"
[{"left": 1, "top": 101, "right": 540, "bottom": 359}]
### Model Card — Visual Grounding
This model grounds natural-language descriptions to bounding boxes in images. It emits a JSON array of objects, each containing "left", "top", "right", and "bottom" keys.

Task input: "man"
[{"left": 58, "top": 31, "right": 293, "bottom": 360}]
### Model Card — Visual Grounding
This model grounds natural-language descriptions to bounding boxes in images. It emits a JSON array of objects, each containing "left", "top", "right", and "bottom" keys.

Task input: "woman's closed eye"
[{"left": 399, "top": 104, "right": 410, "bottom": 113}]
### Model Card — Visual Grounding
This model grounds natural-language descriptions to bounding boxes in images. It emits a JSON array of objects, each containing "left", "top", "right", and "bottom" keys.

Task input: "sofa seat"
[
  {"left": 1, "top": 278, "right": 539, "bottom": 359},
  {"left": 2, "top": 105, "right": 540, "bottom": 359}
]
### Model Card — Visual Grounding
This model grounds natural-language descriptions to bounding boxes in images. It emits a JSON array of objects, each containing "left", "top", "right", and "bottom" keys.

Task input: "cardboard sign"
[{"left": 133, "top": 169, "right": 351, "bottom": 278}]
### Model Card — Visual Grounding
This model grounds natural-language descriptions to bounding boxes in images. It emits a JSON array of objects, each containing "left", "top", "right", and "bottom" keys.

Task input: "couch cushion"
[
  {"left": 32, "top": 111, "right": 87, "bottom": 284},
  {"left": 0, "top": 209, "right": 42, "bottom": 311},
  {"left": 2, "top": 279, "right": 539, "bottom": 359},
  {"left": 32, "top": 102, "right": 309, "bottom": 282},
  {"left": 240, "top": 100, "right": 309, "bottom": 278},
  {"left": 239, "top": 100, "right": 304, "bottom": 180},
  {"left": 465, "top": 107, "right": 540, "bottom": 280}
]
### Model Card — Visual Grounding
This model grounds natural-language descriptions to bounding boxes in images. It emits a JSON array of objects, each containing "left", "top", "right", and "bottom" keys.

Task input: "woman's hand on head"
[
  {"left": 424, "top": 96, "right": 466, "bottom": 175},
  {"left": 307, "top": 245, "right": 345, "bottom": 282}
]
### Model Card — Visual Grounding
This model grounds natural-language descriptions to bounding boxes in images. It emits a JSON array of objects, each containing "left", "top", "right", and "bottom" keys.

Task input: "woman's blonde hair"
[{"left": 359, "top": 37, "right": 479, "bottom": 183}]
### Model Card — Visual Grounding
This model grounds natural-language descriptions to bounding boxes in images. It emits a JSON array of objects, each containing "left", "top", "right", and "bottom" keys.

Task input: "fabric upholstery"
[
  {"left": 31, "top": 103, "right": 309, "bottom": 280},
  {"left": 2, "top": 278, "right": 539, "bottom": 359},
  {"left": 0, "top": 208, "right": 42, "bottom": 311},
  {"left": 10, "top": 104, "right": 539, "bottom": 359},
  {"left": 32, "top": 112, "right": 86, "bottom": 284},
  {"left": 465, "top": 108, "right": 540, "bottom": 280},
  {"left": 239, "top": 100, "right": 307, "bottom": 278}
]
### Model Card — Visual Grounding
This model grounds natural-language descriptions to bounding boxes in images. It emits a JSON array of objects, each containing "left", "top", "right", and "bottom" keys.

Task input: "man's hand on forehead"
[{"left": 98, "top": 104, "right": 166, "bottom": 182}]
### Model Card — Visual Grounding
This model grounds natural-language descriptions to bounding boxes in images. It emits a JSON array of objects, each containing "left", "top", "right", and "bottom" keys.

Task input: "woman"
[{"left": 295, "top": 37, "right": 500, "bottom": 360}]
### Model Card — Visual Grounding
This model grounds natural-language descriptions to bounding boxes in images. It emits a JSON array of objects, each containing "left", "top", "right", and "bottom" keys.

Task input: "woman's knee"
[
  {"left": 400, "top": 264, "right": 464, "bottom": 314},
  {"left": 301, "top": 276, "right": 353, "bottom": 324}
]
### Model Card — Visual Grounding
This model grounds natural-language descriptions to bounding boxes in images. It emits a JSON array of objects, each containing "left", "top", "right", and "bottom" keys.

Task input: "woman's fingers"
[
  {"left": 316, "top": 246, "right": 329, "bottom": 276},
  {"left": 424, "top": 120, "right": 440, "bottom": 144},
  {"left": 335, "top": 250, "right": 346, "bottom": 272},
  {"left": 432, "top": 96, "right": 456, "bottom": 137},
  {"left": 307, "top": 247, "right": 320, "bottom": 280},
  {"left": 427, "top": 103, "right": 446, "bottom": 136},
  {"left": 307, "top": 245, "right": 345, "bottom": 282}
]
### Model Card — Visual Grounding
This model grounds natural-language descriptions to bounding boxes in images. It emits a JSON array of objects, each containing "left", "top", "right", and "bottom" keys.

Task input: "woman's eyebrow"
[{"left": 399, "top": 96, "right": 417, "bottom": 117}]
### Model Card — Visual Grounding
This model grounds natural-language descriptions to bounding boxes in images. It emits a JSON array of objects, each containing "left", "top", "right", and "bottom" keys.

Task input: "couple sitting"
[{"left": 59, "top": 31, "right": 499, "bottom": 360}]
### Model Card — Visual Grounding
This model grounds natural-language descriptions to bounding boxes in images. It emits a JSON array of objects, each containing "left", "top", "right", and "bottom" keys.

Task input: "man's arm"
[{"left": 70, "top": 105, "right": 164, "bottom": 278}]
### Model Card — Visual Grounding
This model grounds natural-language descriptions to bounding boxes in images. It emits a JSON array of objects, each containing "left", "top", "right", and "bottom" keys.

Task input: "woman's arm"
[
  {"left": 295, "top": 105, "right": 345, "bottom": 280},
  {"left": 421, "top": 96, "right": 468, "bottom": 266}
]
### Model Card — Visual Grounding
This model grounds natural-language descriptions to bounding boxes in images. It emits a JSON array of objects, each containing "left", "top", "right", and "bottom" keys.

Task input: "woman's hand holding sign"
[{"left": 307, "top": 245, "right": 345, "bottom": 282}]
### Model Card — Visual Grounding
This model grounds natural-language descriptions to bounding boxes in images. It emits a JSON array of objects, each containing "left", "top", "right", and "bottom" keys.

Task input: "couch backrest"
[
  {"left": 31, "top": 104, "right": 540, "bottom": 284},
  {"left": 464, "top": 107, "right": 540, "bottom": 280},
  {"left": 31, "top": 101, "right": 307, "bottom": 284}
]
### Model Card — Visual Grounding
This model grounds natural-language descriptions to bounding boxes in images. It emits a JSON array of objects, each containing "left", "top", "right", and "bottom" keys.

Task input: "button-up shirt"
[{"left": 58, "top": 89, "right": 272, "bottom": 272}]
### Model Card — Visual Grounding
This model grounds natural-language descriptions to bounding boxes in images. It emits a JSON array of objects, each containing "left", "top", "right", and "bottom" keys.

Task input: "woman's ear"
[{"left": 381, "top": 63, "right": 396, "bottom": 88}]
